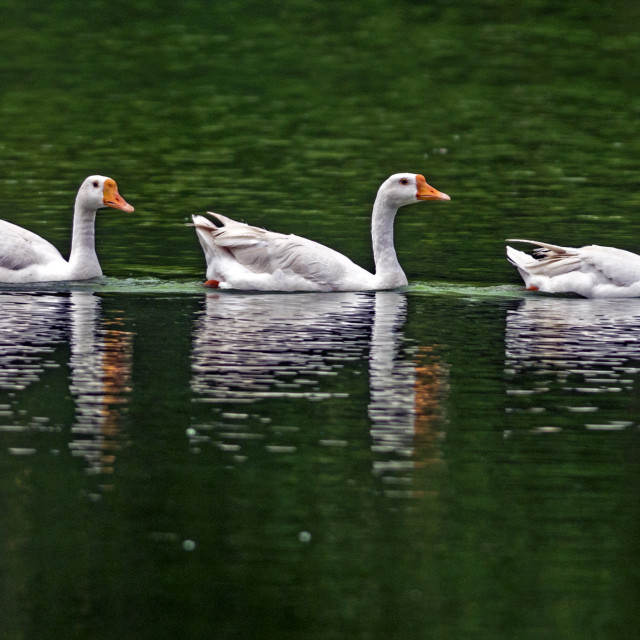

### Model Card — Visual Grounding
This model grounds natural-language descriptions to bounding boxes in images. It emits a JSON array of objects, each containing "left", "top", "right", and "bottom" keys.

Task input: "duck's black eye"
[
  {"left": 92, "top": 181, "right": 99, "bottom": 188},
  {"left": 400, "top": 178, "right": 409, "bottom": 185}
]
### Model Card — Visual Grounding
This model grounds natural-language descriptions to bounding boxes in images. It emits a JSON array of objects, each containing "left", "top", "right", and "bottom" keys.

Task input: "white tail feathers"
[
  {"left": 506, "top": 239, "right": 583, "bottom": 277},
  {"left": 506, "top": 238, "right": 570, "bottom": 254}
]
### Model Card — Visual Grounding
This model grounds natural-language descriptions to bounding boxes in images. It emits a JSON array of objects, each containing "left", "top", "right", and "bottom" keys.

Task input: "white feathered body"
[
  {"left": 0, "top": 175, "right": 133, "bottom": 283},
  {"left": 507, "top": 239, "right": 640, "bottom": 298},
  {"left": 0, "top": 218, "right": 103, "bottom": 283},
  {"left": 192, "top": 173, "right": 450, "bottom": 292},
  {"left": 193, "top": 213, "right": 378, "bottom": 291}
]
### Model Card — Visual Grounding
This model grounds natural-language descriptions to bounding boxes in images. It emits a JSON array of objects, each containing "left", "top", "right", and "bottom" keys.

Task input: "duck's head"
[
  {"left": 380, "top": 173, "right": 450, "bottom": 207},
  {"left": 78, "top": 175, "right": 134, "bottom": 212}
]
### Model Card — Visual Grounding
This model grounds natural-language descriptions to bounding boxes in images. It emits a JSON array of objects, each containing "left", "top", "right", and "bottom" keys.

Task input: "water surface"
[{"left": 2, "top": 1, "right": 640, "bottom": 639}]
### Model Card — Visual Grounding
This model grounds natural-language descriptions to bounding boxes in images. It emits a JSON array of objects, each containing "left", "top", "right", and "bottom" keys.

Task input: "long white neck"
[
  {"left": 68, "top": 199, "right": 102, "bottom": 278},
  {"left": 371, "top": 191, "right": 407, "bottom": 288}
]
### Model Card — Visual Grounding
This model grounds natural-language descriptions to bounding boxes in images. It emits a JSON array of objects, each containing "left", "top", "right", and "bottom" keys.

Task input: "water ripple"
[
  {"left": 0, "top": 292, "right": 68, "bottom": 391},
  {"left": 505, "top": 297, "right": 640, "bottom": 432},
  {"left": 190, "top": 291, "right": 449, "bottom": 492},
  {"left": 0, "top": 292, "right": 133, "bottom": 481},
  {"left": 191, "top": 291, "right": 374, "bottom": 403}
]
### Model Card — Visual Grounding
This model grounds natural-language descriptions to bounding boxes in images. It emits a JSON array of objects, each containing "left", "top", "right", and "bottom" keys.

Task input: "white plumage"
[
  {"left": 0, "top": 175, "right": 134, "bottom": 283},
  {"left": 193, "top": 173, "right": 450, "bottom": 292},
  {"left": 506, "top": 239, "right": 640, "bottom": 298}
]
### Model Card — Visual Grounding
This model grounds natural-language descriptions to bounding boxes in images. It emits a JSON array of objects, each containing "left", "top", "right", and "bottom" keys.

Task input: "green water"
[{"left": 2, "top": 1, "right": 640, "bottom": 639}]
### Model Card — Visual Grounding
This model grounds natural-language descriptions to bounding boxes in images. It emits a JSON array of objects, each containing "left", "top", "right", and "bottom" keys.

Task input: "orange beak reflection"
[
  {"left": 416, "top": 174, "right": 450, "bottom": 201},
  {"left": 103, "top": 179, "right": 134, "bottom": 212}
]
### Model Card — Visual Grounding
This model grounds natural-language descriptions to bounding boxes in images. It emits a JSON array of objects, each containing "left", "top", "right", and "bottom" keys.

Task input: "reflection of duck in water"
[
  {"left": 505, "top": 296, "right": 640, "bottom": 370},
  {"left": 0, "top": 293, "right": 68, "bottom": 392},
  {"left": 0, "top": 292, "right": 133, "bottom": 478},
  {"left": 190, "top": 290, "right": 447, "bottom": 487},
  {"left": 505, "top": 297, "right": 640, "bottom": 427},
  {"left": 190, "top": 291, "right": 374, "bottom": 402},
  {"left": 67, "top": 292, "right": 133, "bottom": 479},
  {"left": 368, "top": 293, "right": 447, "bottom": 481},
  {"left": 413, "top": 345, "right": 448, "bottom": 460}
]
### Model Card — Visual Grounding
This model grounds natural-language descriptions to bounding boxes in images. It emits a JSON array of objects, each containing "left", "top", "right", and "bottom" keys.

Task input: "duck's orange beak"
[
  {"left": 103, "top": 178, "right": 135, "bottom": 212},
  {"left": 416, "top": 174, "right": 450, "bottom": 201}
]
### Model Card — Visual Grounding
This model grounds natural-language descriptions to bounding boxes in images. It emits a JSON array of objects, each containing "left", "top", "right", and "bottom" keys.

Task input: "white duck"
[
  {"left": 506, "top": 239, "right": 640, "bottom": 298},
  {"left": 0, "top": 175, "right": 134, "bottom": 283},
  {"left": 192, "top": 173, "right": 450, "bottom": 292}
]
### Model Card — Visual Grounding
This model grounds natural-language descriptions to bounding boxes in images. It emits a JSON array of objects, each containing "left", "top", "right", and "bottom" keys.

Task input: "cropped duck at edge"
[
  {"left": 192, "top": 172, "right": 450, "bottom": 292},
  {"left": 507, "top": 239, "right": 640, "bottom": 298},
  {"left": 0, "top": 175, "right": 134, "bottom": 283}
]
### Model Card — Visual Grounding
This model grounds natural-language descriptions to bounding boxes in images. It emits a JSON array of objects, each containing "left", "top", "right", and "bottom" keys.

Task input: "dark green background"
[{"left": 1, "top": 1, "right": 640, "bottom": 638}]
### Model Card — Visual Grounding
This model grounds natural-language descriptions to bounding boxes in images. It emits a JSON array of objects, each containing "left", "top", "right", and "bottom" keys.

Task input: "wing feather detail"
[
  {"left": 507, "top": 239, "right": 640, "bottom": 287},
  {"left": 0, "top": 220, "right": 64, "bottom": 272},
  {"left": 194, "top": 212, "right": 368, "bottom": 288}
]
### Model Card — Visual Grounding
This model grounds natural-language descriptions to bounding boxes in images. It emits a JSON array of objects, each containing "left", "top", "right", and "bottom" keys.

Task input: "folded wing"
[
  {"left": 193, "top": 212, "right": 372, "bottom": 290},
  {"left": 0, "top": 220, "right": 64, "bottom": 272}
]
